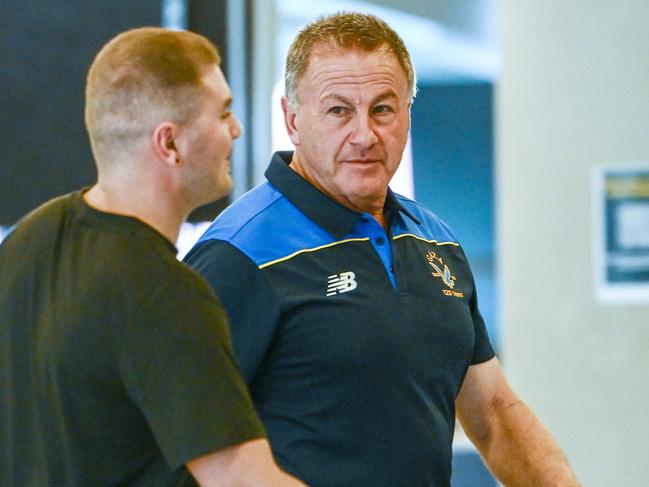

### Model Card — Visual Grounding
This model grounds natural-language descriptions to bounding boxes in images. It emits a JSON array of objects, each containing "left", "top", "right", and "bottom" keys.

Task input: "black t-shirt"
[{"left": 0, "top": 191, "right": 265, "bottom": 486}]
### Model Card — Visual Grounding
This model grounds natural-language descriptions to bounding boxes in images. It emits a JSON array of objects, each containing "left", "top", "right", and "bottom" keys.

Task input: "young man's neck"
[{"left": 83, "top": 182, "right": 186, "bottom": 245}]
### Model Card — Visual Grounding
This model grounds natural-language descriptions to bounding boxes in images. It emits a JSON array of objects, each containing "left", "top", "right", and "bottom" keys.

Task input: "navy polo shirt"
[{"left": 184, "top": 151, "right": 495, "bottom": 487}]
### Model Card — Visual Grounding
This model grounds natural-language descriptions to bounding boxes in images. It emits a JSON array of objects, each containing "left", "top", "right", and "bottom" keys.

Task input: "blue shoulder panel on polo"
[
  {"left": 391, "top": 194, "right": 459, "bottom": 244},
  {"left": 197, "top": 152, "right": 357, "bottom": 268},
  {"left": 197, "top": 151, "right": 459, "bottom": 269},
  {"left": 197, "top": 181, "right": 338, "bottom": 268}
]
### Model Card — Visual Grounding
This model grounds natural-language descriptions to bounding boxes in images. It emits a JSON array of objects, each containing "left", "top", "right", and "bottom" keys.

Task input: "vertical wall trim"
[
  {"left": 226, "top": 0, "right": 251, "bottom": 199},
  {"left": 250, "top": 0, "right": 277, "bottom": 186},
  {"left": 161, "top": 0, "right": 188, "bottom": 29}
]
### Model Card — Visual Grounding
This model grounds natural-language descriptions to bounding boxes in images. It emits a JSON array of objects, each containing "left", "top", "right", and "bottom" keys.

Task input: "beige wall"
[{"left": 497, "top": 1, "right": 649, "bottom": 485}]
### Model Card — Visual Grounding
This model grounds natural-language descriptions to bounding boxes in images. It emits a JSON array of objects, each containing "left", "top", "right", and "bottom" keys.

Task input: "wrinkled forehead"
[
  {"left": 298, "top": 43, "right": 408, "bottom": 96},
  {"left": 303, "top": 41, "right": 398, "bottom": 74}
]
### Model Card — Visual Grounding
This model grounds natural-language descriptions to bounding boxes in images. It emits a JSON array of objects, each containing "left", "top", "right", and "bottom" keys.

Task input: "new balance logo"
[{"left": 326, "top": 271, "right": 357, "bottom": 296}]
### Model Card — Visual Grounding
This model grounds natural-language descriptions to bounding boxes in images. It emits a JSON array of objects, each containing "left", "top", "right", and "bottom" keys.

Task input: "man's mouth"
[{"left": 341, "top": 159, "right": 380, "bottom": 164}]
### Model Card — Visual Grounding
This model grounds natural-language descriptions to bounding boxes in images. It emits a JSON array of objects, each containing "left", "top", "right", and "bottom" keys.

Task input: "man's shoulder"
[
  {"left": 0, "top": 192, "right": 78, "bottom": 253},
  {"left": 199, "top": 182, "right": 284, "bottom": 243},
  {"left": 393, "top": 193, "right": 459, "bottom": 245},
  {"left": 192, "top": 181, "right": 330, "bottom": 268},
  {"left": 107, "top": 234, "right": 220, "bottom": 317},
  {"left": 13, "top": 192, "right": 77, "bottom": 228}
]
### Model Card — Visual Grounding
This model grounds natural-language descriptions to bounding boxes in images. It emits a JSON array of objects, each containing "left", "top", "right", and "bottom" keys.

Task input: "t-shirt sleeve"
[
  {"left": 184, "top": 239, "right": 282, "bottom": 385},
  {"left": 117, "top": 272, "right": 266, "bottom": 471}
]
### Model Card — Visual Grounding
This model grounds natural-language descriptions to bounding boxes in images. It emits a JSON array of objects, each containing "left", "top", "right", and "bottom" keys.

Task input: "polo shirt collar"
[{"left": 265, "top": 151, "right": 420, "bottom": 239}]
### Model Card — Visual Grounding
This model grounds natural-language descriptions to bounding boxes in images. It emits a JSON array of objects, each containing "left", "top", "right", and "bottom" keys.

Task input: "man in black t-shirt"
[{"left": 0, "top": 28, "right": 306, "bottom": 486}]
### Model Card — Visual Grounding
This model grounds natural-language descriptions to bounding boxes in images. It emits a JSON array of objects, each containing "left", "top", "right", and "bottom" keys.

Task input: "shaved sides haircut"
[{"left": 85, "top": 27, "right": 220, "bottom": 161}]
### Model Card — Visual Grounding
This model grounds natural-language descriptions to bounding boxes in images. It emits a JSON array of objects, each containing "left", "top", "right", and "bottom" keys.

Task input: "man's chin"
[
  {"left": 192, "top": 178, "right": 231, "bottom": 209},
  {"left": 339, "top": 178, "right": 389, "bottom": 197},
  {"left": 212, "top": 177, "right": 233, "bottom": 201}
]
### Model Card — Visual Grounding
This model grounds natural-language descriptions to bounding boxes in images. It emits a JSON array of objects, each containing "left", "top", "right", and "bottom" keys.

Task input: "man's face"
[
  {"left": 178, "top": 65, "right": 240, "bottom": 205},
  {"left": 283, "top": 45, "right": 410, "bottom": 213}
]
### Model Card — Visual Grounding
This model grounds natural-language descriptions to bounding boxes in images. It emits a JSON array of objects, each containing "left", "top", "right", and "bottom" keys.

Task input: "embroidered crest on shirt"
[
  {"left": 326, "top": 271, "right": 357, "bottom": 296},
  {"left": 426, "top": 251, "right": 464, "bottom": 298}
]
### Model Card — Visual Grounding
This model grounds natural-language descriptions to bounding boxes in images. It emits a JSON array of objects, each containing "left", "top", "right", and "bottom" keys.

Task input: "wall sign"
[{"left": 593, "top": 163, "right": 649, "bottom": 303}]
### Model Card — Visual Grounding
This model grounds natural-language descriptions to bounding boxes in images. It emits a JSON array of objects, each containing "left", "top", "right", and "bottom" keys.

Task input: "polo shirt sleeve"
[
  {"left": 184, "top": 239, "right": 282, "bottom": 385},
  {"left": 468, "top": 282, "right": 496, "bottom": 365},
  {"left": 460, "top": 246, "right": 496, "bottom": 365},
  {"left": 116, "top": 274, "right": 266, "bottom": 471}
]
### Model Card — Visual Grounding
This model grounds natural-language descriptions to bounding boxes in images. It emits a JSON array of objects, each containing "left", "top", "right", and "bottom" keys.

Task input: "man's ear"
[
  {"left": 152, "top": 121, "right": 181, "bottom": 166},
  {"left": 281, "top": 95, "right": 300, "bottom": 147}
]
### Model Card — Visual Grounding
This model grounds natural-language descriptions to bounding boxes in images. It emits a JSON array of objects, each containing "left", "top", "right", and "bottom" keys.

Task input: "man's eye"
[
  {"left": 221, "top": 111, "right": 233, "bottom": 120},
  {"left": 328, "top": 106, "right": 347, "bottom": 115},
  {"left": 373, "top": 105, "right": 394, "bottom": 114}
]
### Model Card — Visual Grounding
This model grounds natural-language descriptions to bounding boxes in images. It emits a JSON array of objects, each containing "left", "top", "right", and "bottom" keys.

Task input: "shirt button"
[{"left": 375, "top": 237, "right": 385, "bottom": 246}]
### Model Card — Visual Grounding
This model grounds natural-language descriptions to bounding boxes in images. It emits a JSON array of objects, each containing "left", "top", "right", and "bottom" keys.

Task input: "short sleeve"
[
  {"left": 468, "top": 289, "right": 496, "bottom": 365},
  {"left": 460, "top": 248, "right": 496, "bottom": 365},
  {"left": 184, "top": 239, "right": 282, "bottom": 385},
  {"left": 117, "top": 273, "right": 266, "bottom": 470}
]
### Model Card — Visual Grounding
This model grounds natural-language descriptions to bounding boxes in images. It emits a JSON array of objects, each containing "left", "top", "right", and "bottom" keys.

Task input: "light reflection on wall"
[
  {"left": 161, "top": 0, "right": 187, "bottom": 30},
  {"left": 0, "top": 226, "right": 13, "bottom": 245},
  {"left": 176, "top": 221, "right": 211, "bottom": 260}
]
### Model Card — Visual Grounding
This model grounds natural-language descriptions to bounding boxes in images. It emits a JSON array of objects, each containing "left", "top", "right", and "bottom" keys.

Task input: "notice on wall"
[{"left": 593, "top": 163, "right": 649, "bottom": 303}]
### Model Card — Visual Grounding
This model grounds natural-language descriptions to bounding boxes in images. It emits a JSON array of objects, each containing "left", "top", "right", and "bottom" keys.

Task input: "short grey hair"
[{"left": 284, "top": 12, "right": 417, "bottom": 107}]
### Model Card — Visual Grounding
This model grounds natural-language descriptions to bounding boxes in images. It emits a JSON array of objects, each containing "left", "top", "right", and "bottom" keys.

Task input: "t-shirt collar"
[{"left": 264, "top": 151, "right": 419, "bottom": 239}]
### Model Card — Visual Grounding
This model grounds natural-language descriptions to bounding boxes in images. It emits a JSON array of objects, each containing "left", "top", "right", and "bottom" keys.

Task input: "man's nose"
[
  {"left": 348, "top": 113, "right": 378, "bottom": 148},
  {"left": 230, "top": 114, "right": 242, "bottom": 139}
]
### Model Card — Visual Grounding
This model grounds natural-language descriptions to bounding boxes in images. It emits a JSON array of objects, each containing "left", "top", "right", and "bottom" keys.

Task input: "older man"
[
  {"left": 185, "top": 13, "right": 579, "bottom": 487},
  {"left": 0, "top": 28, "right": 306, "bottom": 486}
]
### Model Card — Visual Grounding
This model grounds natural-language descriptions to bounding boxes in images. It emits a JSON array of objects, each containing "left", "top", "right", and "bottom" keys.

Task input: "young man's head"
[
  {"left": 85, "top": 27, "right": 240, "bottom": 204},
  {"left": 86, "top": 27, "right": 220, "bottom": 161}
]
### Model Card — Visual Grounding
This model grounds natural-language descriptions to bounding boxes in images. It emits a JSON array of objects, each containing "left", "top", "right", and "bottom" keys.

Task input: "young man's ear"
[
  {"left": 281, "top": 96, "right": 300, "bottom": 147},
  {"left": 152, "top": 122, "right": 181, "bottom": 166}
]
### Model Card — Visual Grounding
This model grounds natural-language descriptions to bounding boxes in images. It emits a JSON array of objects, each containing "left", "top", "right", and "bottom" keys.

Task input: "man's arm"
[
  {"left": 187, "top": 438, "right": 307, "bottom": 487},
  {"left": 456, "top": 357, "right": 580, "bottom": 486}
]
